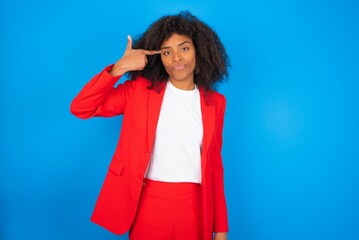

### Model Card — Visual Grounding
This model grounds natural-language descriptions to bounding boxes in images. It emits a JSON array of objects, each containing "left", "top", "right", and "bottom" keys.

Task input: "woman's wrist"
[{"left": 214, "top": 232, "right": 228, "bottom": 240}]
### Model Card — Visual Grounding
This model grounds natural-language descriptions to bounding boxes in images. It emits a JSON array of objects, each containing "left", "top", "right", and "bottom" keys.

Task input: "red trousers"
[{"left": 129, "top": 179, "right": 203, "bottom": 240}]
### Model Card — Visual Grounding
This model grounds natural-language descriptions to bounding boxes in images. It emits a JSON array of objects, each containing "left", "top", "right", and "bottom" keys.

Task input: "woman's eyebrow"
[
  {"left": 178, "top": 41, "right": 191, "bottom": 46},
  {"left": 161, "top": 41, "right": 191, "bottom": 49}
]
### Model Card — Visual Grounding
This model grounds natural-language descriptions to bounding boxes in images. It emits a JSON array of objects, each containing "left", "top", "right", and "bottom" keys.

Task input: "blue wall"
[{"left": 1, "top": 0, "right": 358, "bottom": 239}]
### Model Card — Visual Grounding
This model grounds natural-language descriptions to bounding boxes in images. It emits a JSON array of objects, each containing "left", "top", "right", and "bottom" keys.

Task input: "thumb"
[{"left": 126, "top": 35, "right": 132, "bottom": 50}]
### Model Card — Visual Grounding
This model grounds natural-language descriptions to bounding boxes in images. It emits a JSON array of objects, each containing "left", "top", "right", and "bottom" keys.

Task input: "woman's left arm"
[{"left": 211, "top": 94, "right": 229, "bottom": 233}]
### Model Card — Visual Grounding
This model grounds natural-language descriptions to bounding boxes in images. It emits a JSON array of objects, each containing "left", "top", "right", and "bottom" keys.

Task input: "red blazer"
[{"left": 70, "top": 66, "right": 228, "bottom": 240}]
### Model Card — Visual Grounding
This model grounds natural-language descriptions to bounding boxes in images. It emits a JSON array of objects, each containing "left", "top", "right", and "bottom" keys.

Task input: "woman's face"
[{"left": 160, "top": 33, "right": 196, "bottom": 90}]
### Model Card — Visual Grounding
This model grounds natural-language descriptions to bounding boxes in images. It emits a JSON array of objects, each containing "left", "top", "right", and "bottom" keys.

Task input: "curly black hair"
[{"left": 129, "top": 11, "right": 230, "bottom": 91}]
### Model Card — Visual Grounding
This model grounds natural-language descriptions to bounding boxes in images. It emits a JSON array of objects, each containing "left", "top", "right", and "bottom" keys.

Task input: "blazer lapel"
[
  {"left": 147, "top": 84, "right": 166, "bottom": 154},
  {"left": 200, "top": 89, "right": 215, "bottom": 173}
]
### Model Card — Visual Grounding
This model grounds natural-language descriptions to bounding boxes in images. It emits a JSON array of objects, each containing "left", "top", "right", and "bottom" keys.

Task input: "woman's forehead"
[{"left": 161, "top": 33, "right": 193, "bottom": 47}]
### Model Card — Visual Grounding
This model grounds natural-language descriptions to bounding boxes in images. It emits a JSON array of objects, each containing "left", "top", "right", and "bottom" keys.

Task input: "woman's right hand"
[{"left": 109, "top": 35, "right": 161, "bottom": 77}]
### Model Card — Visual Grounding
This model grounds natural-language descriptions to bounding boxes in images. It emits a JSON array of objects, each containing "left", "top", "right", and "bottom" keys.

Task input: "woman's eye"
[
  {"left": 163, "top": 51, "right": 170, "bottom": 56},
  {"left": 182, "top": 47, "right": 189, "bottom": 51}
]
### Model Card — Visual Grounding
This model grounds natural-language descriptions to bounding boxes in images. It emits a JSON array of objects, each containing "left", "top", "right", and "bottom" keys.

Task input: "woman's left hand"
[{"left": 214, "top": 232, "right": 228, "bottom": 240}]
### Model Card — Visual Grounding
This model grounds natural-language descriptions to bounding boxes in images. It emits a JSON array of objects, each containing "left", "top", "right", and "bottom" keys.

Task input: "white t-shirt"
[{"left": 145, "top": 80, "right": 203, "bottom": 183}]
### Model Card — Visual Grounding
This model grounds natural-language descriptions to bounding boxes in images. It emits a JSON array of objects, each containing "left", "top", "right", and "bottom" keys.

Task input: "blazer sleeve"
[
  {"left": 70, "top": 65, "right": 135, "bottom": 119},
  {"left": 212, "top": 94, "right": 229, "bottom": 232}
]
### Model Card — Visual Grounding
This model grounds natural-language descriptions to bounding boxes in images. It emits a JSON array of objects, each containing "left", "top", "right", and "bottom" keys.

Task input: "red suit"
[{"left": 70, "top": 66, "right": 228, "bottom": 240}]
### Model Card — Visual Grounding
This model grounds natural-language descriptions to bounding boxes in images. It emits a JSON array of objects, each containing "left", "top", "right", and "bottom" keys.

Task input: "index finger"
[
  {"left": 142, "top": 49, "right": 161, "bottom": 55},
  {"left": 127, "top": 35, "right": 133, "bottom": 50}
]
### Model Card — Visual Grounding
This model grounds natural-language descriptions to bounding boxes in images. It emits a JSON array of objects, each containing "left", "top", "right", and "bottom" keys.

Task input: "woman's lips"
[{"left": 172, "top": 64, "right": 186, "bottom": 70}]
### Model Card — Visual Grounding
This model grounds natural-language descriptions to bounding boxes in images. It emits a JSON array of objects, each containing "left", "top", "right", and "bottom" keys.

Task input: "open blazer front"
[{"left": 70, "top": 66, "right": 229, "bottom": 240}]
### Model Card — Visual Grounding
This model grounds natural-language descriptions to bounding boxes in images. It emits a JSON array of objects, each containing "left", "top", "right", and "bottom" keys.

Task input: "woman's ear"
[{"left": 195, "top": 65, "right": 200, "bottom": 74}]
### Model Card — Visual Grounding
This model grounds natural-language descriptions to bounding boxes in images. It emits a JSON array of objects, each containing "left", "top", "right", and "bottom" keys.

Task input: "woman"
[{"left": 70, "top": 11, "right": 229, "bottom": 240}]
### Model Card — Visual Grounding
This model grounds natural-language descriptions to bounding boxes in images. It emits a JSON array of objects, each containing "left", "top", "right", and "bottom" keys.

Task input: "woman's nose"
[{"left": 173, "top": 51, "right": 183, "bottom": 62}]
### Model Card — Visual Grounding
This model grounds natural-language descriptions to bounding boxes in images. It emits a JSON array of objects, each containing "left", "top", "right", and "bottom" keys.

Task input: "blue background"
[{"left": 1, "top": 0, "right": 358, "bottom": 239}]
